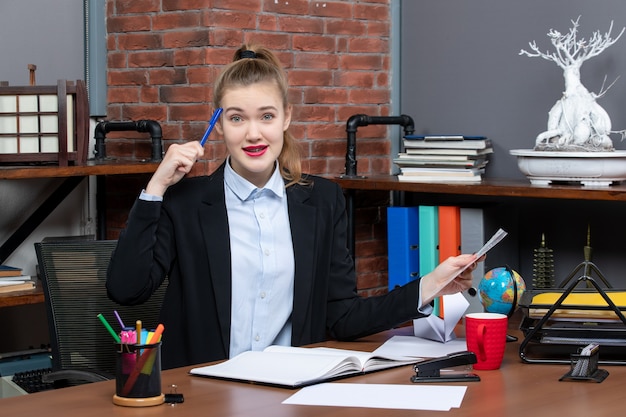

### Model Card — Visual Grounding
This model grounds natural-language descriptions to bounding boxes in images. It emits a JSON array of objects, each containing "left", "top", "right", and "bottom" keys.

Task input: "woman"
[{"left": 106, "top": 44, "right": 479, "bottom": 369}]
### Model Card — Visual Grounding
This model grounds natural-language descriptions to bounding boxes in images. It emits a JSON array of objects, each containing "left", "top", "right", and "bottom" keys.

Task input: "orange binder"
[
  {"left": 437, "top": 206, "right": 461, "bottom": 318},
  {"left": 438, "top": 206, "right": 461, "bottom": 261}
]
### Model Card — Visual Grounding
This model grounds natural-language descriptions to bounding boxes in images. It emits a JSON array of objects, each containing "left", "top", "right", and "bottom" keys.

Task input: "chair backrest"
[{"left": 35, "top": 239, "right": 166, "bottom": 377}]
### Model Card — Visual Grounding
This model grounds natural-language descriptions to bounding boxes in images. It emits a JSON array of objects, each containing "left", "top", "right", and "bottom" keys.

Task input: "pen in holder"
[{"left": 559, "top": 343, "right": 609, "bottom": 383}]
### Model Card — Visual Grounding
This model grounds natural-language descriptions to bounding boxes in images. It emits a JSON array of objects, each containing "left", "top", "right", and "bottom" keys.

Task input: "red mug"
[{"left": 465, "top": 312, "right": 508, "bottom": 370}]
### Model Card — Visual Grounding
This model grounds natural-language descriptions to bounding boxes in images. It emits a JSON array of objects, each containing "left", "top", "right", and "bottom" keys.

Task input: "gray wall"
[
  {"left": 0, "top": 1, "right": 89, "bottom": 354},
  {"left": 398, "top": 1, "right": 626, "bottom": 289},
  {"left": 0, "top": 0, "right": 84, "bottom": 86},
  {"left": 400, "top": 0, "right": 626, "bottom": 179}
]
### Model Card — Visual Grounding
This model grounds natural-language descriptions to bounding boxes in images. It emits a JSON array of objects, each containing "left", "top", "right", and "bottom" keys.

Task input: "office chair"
[{"left": 34, "top": 239, "right": 166, "bottom": 387}]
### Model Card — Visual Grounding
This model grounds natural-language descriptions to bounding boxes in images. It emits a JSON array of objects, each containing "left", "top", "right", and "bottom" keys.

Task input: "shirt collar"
[{"left": 224, "top": 157, "right": 285, "bottom": 201}]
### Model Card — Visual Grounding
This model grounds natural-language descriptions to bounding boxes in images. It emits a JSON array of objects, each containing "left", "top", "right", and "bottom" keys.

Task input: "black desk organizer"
[
  {"left": 518, "top": 273, "right": 626, "bottom": 366},
  {"left": 559, "top": 347, "right": 609, "bottom": 383}
]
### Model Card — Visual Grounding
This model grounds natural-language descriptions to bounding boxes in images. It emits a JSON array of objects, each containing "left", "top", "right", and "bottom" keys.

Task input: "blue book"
[
  {"left": 0, "top": 264, "right": 23, "bottom": 277},
  {"left": 386, "top": 207, "right": 420, "bottom": 291}
]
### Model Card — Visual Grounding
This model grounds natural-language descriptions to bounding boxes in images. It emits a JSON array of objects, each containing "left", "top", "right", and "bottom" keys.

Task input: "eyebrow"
[{"left": 224, "top": 105, "right": 279, "bottom": 113}]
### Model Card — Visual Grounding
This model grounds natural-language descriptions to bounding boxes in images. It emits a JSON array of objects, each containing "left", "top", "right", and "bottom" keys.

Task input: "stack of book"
[
  {"left": 393, "top": 135, "right": 493, "bottom": 183},
  {"left": 0, "top": 265, "right": 35, "bottom": 294}
]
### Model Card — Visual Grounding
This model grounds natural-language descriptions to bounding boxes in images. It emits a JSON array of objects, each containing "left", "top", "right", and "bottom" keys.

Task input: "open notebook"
[{"left": 189, "top": 345, "right": 419, "bottom": 388}]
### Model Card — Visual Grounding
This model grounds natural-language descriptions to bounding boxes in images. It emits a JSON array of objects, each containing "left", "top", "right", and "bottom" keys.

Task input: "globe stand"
[{"left": 505, "top": 273, "right": 519, "bottom": 343}]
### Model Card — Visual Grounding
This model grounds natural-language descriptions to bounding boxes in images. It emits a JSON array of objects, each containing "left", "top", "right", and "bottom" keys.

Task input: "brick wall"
[{"left": 103, "top": 0, "right": 392, "bottom": 295}]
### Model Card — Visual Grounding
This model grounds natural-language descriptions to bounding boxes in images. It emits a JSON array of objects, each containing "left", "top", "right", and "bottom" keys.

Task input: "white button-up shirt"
[{"left": 224, "top": 161, "right": 294, "bottom": 358}]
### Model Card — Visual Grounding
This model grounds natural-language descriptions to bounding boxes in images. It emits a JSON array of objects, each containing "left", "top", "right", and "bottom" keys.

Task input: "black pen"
[{"left": 199, "top": 108, "right": 223, "bottom": 146}]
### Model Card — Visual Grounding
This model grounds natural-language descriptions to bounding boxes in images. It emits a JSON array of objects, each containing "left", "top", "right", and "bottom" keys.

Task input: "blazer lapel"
[
  {"left": 287, "top": 184, "right": 317, "bottom": 340},
  {"left": 198, "top": 167, "right": 232, "bottom": 354}
]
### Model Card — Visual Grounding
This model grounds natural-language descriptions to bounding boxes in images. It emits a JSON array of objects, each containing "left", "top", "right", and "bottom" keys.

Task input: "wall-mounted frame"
[{"left": 0, "top": 80, "right": 89, "bottom": 166}]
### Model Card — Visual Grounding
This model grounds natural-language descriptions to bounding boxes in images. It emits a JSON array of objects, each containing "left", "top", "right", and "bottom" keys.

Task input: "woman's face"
[{"left": 216, "top": 81, "right": 291, "bottom": 188}]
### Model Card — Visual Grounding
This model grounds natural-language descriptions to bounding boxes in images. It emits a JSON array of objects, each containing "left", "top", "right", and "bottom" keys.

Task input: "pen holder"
[
  {"left": 559, "top": 348, "right": 609, "bottom": 383},
  {"left": 113, "top": 342, "right": 164, "bottom": 407}
]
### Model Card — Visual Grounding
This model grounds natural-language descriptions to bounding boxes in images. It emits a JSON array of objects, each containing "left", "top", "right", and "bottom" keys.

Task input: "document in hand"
[{"left": 189, "top": 345, "right": 419, "bottom": 388}]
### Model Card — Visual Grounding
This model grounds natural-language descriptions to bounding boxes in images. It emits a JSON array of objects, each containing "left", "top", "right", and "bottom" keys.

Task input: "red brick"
[
  {"left": 108, "top": 70, "right": 148, "bottom": 86},
  {"left": 140, "top": 87, "right": 159, "bottom": 103},
  {"left": 107, "top": 87, "right": 140, "bottom": 103},
  {"left": 121, "top": 104, "right": 168, "bottom": 121},
  {"left": 128, "top": 51, "right": 175, "bottom": 68},
  {"left": 289, "top": 70, "right": 333, "bottom": 87},
  {"left": 162, "top": 30, "right": 211, "bottom": 48},
  {"left": 117, "top": 33, "right": 163, "bottom": 50},
  {"left": 340, "top": 55, "right": 384, "bottom": 71},
  {"left": 295, "top": 53, "right": 339, "bottom": 70},
  {"left": 263, "top": 0, "right": 310, "bottom": 15},
  {"left": 114, "top": 0, "right": 160, "bottom": 15},
  {"left": 162, "top": 0, "right": 211, "bottom": 11},
  {"left": 257, "top": 14, "right": 278, "bottom": 31},
  {"left": 279, "top": 16, "right": 324, "bottom": 34},
  {"left": 355, "top": 3, "right": 389, "bottom": 21},
  {"left": 108, "top": 15, "right": 152, "bottom": 33},
  {"left": 292, "top": 35, "right": 335, "bottom": 52},
  {"left": 308, "top": 1, "right": 353, "bottom": 18},
  {"left": 348, "top": 37, "right": 388, "bottom": 54},
  {"left": 326, "top": 20, "right": 367, "bottom": 36},
  {"left": 212, "top": 0, "right": 262, "bottom": 12},
  {"left": 148, "top": 68, "right": 188, "bottom": 85},
  {"left": 210, "top": 11, "right": 257, "bottom": 29},
  {"left": 153, "top": 12, "right": 202, "bottom": 30}
]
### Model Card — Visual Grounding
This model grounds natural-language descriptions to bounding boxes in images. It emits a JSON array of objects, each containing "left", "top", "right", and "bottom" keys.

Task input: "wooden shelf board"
[
  {"left": 0, "top": 159, "right": 160, "bottom": 180},
  {"left": 0, "top": 282, "right": 44, "bottom": 308},
  {"left": 330, "top": 175, "right": 626, "bottom": 202}
]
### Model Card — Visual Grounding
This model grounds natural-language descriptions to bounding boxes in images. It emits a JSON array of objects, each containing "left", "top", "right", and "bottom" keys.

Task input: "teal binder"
[
  {"left": 386, "top": 207, "right": 420, "bottom": 290},
  {"left": 418, "top": 205, "right": 439, "bottom": 276}
]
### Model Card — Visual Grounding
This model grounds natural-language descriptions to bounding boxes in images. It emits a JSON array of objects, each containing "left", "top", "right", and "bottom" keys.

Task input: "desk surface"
[{"left": 2, "top": 325, "right": 624, "bottom": 417}]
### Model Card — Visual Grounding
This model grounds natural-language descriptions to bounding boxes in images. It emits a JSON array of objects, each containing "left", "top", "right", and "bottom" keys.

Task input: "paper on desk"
[
  {"left": 282, "top": 383, "right": 466, "bottom": 411},
  {"left": 372, "top": 335, "right": 468, "bottom": 360},
  {"left": 413, "top": 292, "right": 469, "bottom": 342}
]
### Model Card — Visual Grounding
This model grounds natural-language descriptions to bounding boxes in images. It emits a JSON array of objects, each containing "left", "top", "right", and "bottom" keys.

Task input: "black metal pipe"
[
  {"left": 343, "top": 114, "right": 415, "bottom": 178},
  {"left": 341, "top": 114, "right": 415, "bottom": 260},
  {"left": 94, "top": 120, "right": 163, "bottom": 162}
]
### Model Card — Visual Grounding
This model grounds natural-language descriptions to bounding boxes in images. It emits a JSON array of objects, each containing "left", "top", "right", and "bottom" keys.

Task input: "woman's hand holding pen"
[
  {"left": 146, "top": 141, "right": 205, "bottom": 197},
  {"left": 419, "top": 254, "right": 485, "bottom": 308}
]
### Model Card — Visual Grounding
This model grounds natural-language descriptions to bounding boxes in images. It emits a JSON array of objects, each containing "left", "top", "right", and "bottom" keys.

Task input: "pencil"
[
  {"left": 136, "top": 320, "right": 142, "bottom": 345},
  {"left": 97, "top": 313, "right": 121, "bottom": 343},
  {"left": 199, "top": 108, "right": 223, "bottom": 146},
  {"left": 113, "top": 310, "right": 125, "bottom": 329}
]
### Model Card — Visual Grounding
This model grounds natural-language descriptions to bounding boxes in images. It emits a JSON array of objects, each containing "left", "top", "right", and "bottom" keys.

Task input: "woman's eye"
[
  {"left": 230, "top": 115, "right": 242, "bottom": 123},
  {"left": 262, "top": 113, "right": 274, "bottom": 121}
]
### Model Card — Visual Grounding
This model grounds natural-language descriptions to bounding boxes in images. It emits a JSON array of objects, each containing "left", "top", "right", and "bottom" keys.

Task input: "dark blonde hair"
[{"left": 213, "top": 45, "right": 305, "bottom": 187}]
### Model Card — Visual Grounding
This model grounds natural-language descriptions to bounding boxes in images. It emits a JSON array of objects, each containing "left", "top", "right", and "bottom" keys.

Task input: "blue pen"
[{"left": 199, "top": 108, "right": 223, "bottom": 146}]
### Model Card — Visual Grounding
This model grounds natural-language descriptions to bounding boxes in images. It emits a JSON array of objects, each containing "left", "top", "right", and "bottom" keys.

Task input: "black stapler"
[{"left": 411, "top": 351, "right": 480, "bottom": 383}]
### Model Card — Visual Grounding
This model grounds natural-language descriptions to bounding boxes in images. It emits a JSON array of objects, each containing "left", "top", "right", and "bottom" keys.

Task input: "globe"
[{"left": 479, "top": 267, "right": 526, "bottom": 316}]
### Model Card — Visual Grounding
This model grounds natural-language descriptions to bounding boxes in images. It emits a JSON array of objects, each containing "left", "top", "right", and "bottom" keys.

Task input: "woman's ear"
[
  {"left": 215, "top": 118, "right": 224, "bottom": 135},
  {"left": 283, "top": 104, "right": 292, "bottom": 131}
]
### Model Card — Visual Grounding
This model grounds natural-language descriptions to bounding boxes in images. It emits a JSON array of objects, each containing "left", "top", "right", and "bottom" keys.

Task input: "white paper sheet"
[
  {"left": 282, "top": 383, "right": 467, "bottom": 411},
  {"left": 413, "top": 292, "right": 469, "bottom": 342},
  {"left": 372, "top": 335, "right": 468, "bottom": 359}
]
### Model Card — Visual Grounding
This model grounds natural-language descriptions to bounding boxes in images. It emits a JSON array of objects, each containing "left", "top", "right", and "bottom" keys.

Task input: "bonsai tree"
[{"left": 520, "top": 17, "right": 625, "bottom": 151}]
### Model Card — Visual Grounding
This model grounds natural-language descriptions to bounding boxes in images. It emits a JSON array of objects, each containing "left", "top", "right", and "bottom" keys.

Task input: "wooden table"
[{"left": 1, "top": 324, "right": 624, "bottom": 417}]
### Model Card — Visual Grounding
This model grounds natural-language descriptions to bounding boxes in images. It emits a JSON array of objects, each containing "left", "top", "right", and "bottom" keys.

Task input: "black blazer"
[{"left": 107, "top": 163, "right": 423, "bottom": 369}]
